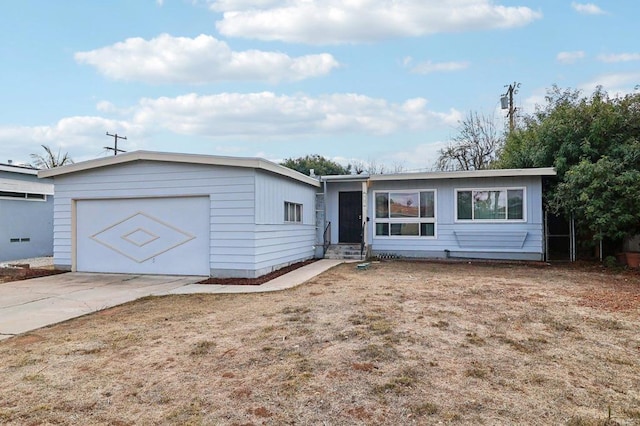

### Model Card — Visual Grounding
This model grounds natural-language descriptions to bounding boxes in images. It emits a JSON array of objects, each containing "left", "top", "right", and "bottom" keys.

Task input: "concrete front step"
[
  {"left": 325, "top": 244, "right": 365, "bottom": 260},
  {"left": 325, "top": 254, "right": 363, "bottom": 260}
]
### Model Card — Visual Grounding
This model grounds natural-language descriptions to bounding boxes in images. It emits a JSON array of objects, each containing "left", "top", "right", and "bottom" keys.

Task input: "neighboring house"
[
  {"left": 321, "top": 167, "right": 556, "bottom": 261},
  {"left": 39, "top": 151, "right": 555, "bottom": 277},
  {"left": 0, "top": 162, "right": 54, "bottom": 262},
  {"left": 38, "top": 151, "right": 319, "bottom": 278}
]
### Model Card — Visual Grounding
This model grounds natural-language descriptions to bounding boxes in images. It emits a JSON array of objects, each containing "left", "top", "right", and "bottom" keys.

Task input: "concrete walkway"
[{"left": 0, "top": 259, "right": 342, "bottom": 340}]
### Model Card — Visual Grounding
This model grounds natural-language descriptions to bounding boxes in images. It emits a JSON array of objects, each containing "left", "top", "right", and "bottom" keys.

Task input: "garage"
[
  {"left": 39, "top": 151, "right": 319, "bottom": 278},
  {"left": 76, "top": 197, "right": 210, "bottom": 275}
]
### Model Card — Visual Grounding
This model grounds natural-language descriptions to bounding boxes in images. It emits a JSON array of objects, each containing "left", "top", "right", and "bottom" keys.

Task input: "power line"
[
  {"left": 105, "top": 132, "right": 127, "bottom": 155},
  {"left": 500, "top": 82, "right": 520, "bottom": 132}
]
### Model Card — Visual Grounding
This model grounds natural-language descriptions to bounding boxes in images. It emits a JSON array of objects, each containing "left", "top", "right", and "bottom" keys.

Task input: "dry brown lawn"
[{"left": 1, "top": 261, "right": 639, "bottom": 425}]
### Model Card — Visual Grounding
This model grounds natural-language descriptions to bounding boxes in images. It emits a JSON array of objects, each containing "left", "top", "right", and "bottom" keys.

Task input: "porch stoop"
[{"left": 324, "top": 244, "right": 365, "bottom": 260}]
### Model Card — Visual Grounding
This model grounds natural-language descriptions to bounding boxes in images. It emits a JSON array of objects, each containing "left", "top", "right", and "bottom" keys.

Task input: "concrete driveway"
[
  {"left": 0, "top": 273, "right": 203, "bottom": 340},
  {"left": 0, "top": 260, "right": 343, "bottom": 341}
]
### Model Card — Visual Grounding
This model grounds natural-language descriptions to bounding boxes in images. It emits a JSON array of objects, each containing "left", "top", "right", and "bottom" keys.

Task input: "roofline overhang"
[
  {"left": 38, "top": 150, "right": 321, "bottom": 187},
  {"left": 368, "top": 167, "right": 556, "bottom": 181},
  {"left": 320, "top": 174, "right": 370, "bottom": 183},
  {"left": 0, "top": 178, "right": 54, "bottom": 195},
  {"left": 0, "top": 164, "right": 38, "bottom": 175}
]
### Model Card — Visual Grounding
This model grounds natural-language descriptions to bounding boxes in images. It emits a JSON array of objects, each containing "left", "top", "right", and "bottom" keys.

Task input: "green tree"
[
  {"left": 30, "top": 145, "right": 74, "bottom": 169},
  {"left": 280, "top": 154, "right": 351, "bottom": 176},
  {"left": 555, "top": 157, "right": 640, "bottom": 240},
  {"left": 436, "top": 111, "right": 504, "bottom": 171},
  {"left": 498, "top": 86, "right": 640, "bottom": 244}
]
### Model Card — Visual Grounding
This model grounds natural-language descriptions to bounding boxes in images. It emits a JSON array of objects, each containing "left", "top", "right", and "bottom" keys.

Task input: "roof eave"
[
  {"left": 320, "top": 174, "right": 370, "bottom": 182},
  {"left": 369, "top": 167, "right": 556, "bottom": 181},
  {"left": 0, "top": 164, "right": 39, "bottom": 175},
  {"left": 38, "top": 151, "right": 320, "bottom": 187}
]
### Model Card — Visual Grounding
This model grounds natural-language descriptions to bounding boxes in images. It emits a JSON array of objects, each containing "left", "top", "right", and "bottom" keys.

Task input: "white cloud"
[
  {"left": 212, "top": 0, "right": 542, "bottom": 44},
  {"left": 386, "top": 142, "right": 448, "bottom": 171},
  {"left": 0, "top": 92, "right": 462, "bottom": 163},
  {"left": 521, "top": 90, "right": 547, "bottom": 115},
  {"left": 0, "top": 117, "right": 145, "bottom": 163},
  {"left": 597, "top": 53, "right": 640, "bottom": 63},
  {"left": 556, "top": 50, "right": 585, "bottom": 64},
  {"left": 75, "top": 34, "right": 339, "bottom": 83},
  {"left": 571, "top": 2, "right": 606, "bottom": 15},
  {"left": 579, "top": 72, "right": 640, "bottom": 96},
  {"left": 132, "top": 92, "right": 462, "bottom": 136},
  {"left": 409, "top": 60, "right": 469, "bottom": 74}
]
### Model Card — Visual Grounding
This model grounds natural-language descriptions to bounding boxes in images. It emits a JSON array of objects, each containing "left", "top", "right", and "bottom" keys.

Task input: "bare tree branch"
[{"left": 436, "top": 112, "right": 504, "bottom": 171}]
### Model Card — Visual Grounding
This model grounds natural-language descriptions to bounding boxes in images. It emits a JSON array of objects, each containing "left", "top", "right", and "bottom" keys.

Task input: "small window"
[
  {"left": 284, "top": 201, "right": 302, "bottom": 223},
  {"left": 456, "top": 188, "right": 525, "bottom": 221}
]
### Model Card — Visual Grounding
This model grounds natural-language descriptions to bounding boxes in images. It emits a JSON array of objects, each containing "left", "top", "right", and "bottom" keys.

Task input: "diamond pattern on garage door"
[{"left": 90, "top": 212, "right": 195, "bottom": 263}]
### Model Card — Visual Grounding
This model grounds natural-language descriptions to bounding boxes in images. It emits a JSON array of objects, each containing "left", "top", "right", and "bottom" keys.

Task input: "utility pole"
[
  {"left": 105, "top": 132, "right": 127, "bottom": 156},
  {"left": 500, "top": 82, "right": 520, "bottom": 132}
]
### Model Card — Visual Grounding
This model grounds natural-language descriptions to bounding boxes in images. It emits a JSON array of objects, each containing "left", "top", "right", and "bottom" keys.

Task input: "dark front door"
[{"left": 339, "top": 191, "right": 362, "bottom": 243}]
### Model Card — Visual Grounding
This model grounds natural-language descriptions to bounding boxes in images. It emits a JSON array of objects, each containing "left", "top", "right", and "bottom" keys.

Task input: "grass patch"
[
  {"left": 190, "top": 340, "right": 216, "bottom": 356},
  {"left": 497, "top": 335, "right": 547, "bottom": 353},
  {"left": 410, "top": 402, "right": 439, "bottom": 416},
  {"left": 566, "top": 416, "right": 620, "bottom": 426},
  {"left": 465, "top": 332, "right": 485, "bottom": 345},
  {"left": 431, "top": 320, "right": 450, "bottom": 328},
  {"left": 356, "top": 343, "right": 400, "bottom": 362},
  {"left": 465, "top": 363, "right": 488, "bottom": 379},
  {"left": 281, "top": 306, "right": 311, "bottom": 315},
  {"left": 1, "top": 261, "right": 639, "bottom": 424},
  {"left": 374, "top": 367, "right": 420, "bottom": 395}
]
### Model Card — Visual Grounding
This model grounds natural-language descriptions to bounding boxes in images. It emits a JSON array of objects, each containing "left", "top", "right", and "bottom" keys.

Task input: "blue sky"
[{"left": 2, "top": 1, "right": 638, "bottom": 171}]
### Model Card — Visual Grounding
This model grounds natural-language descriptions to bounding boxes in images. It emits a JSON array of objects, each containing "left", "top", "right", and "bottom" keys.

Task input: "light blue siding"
[
  {"left": 325, "top": 180, "right": 363, "bottom": 244},
  {"left": 52, "top": 161, "right": 255, "bottom": 271},
  {"left": 367, "top": 176, "right": 545, "bottom": 260},
  {"left": 248, "top": 171, "right": 317, "bottom": 277},
  {"left": 255, "top": 170, "right": 317, "bottom": 224},
  {"left": 0, "top": 171, "right": 53, "bottom": 262},
  {"left": 52, "top": 160, "right": 317, "bottom": 277}
]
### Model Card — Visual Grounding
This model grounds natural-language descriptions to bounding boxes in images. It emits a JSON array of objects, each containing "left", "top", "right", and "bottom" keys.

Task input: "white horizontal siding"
[
  {"left": 52, "top": 161, "right": 257, "bottom": 272},
  {"left": 253, "top": 224, "right": 315, "bottom": 269},
  {"left": 255, "top": 170, "right": 318, "bottom": 225},
  {"left": 53, "top": 160, "right": 320, "bottom": 276}
]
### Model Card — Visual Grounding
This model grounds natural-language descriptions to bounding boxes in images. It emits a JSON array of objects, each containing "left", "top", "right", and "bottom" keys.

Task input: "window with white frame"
[
  {"left": 0, "top": 191, "right": 46, "bottom": 201},
  {"left": 456, "top": 188, "right": 525, "bottom": 221},
  {"left": 374, "top": 190, "right": 436, "bottom": 237},
  {"left": 284, "top": 201, "right": 302, "bottom": 223}
]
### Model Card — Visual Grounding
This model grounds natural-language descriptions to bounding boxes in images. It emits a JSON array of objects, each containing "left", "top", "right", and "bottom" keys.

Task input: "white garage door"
[{"left": 76, "top": 197, "right": 210, "bottom": 275}]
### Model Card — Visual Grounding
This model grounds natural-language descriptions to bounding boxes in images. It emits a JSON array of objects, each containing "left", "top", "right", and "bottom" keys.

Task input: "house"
[
  {"left": 0, "top": 162, "right": 54, "bottom": 262},
  {"left": 321, "top": 167, "right": 556, "bottom": 261},
  {"left": 38, "top": 151, "right": 319, "bottom": 278},
  {"left": 39, "top": 150, "right": 555, "bottom": 278}
]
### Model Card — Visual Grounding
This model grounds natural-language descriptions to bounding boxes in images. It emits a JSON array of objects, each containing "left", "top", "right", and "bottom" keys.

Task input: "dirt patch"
[
  {"left": 0, "top": 267, "right": 66, "bottom": 284},
  {"left": 0, "top": 261, "right": 639, "bottom": 425},
  {"left": 197, "top": 259, "right": 316, "bottom": 285}
]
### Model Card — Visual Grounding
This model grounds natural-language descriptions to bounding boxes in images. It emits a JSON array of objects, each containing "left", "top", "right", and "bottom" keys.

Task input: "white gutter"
[
  {"left": 38, "top": 150, "right": 320, "bottom": 187},
  {"left": 368, "top": 167, "right": 556, "bottom": 181}
]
